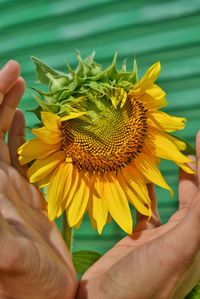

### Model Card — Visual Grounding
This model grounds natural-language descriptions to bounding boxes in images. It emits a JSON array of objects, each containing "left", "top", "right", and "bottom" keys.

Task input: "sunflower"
[{"left": 18, "top": 53, "right": 193, "bottom": 234}]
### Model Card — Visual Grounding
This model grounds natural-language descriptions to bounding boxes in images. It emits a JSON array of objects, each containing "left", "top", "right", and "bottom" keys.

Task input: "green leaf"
[
  {"left": 185, "top": 282, "right": 200, "bottom": 298},
  {"left": 72, "top": 250, "right": 102, "bottom": 275}
]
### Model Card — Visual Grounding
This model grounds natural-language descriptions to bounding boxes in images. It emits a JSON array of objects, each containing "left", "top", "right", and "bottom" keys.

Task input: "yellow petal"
[
  {"left": 18, "top": 139, "right": 60, "bottom": 163},
  {"left": 87, "top": 198, "right": 97, "bottom": 230},
  {"left": 177, "top": 162, "right": 194, "bottom": 174},
  {"left": 65, "top": 167, "right": 81, "bottom": 208},
  {"left": 27, "top": 151, "right": 65, "bottom": 183},
  {"left": 61, "top": 112, "right": 86, "bottom": 122},
  {"left": 119, "top": 171, "right": 151, "bottom": 217},
  {"left": 166, "top": 135, "right": 186, "bottom": 152},
  {"left": 121, "top": 166, "right": 151, "bottom": 205},
  {"left": 151, "top": 111, "right": 186, "bottom": 132},
  {"left": 134, "top": 152, "right": 173, "bottom": 195},
  {"left": 92, "top": 177, "right": 108, "bottom": 234},
  {"left": 74, "top": 214, "right": 86, "bottom": 229},
  {"left": 32, "top": 127, "right": 61, "bottom": 144},
  {"left": 19, "top": 155, "right": 33, "bottom": 165},
  {"left": 149, "top": 128, "right": 190, "bottom": 164},
  {"left": 140, "top": 85, "right": 167, "bottom": 109},
  {"left": 41, "top": 112, "right": 61, "bottom": 131},
  {"left": 102, "top": 175, "right": 133, "bottom": 234},
  {"left": 130, "top": 62, "right": 161, "bottom": 96},
  {"left": 141, "top": 61, "right": 161, "bottom": 84},
  {"left": 57, "top": 163, "right": 78, "bottom": 214},
  {"left": 147, "top": 84, "right": 166, "bottom": 100},
  {"left": 37, "top": 177, "right": 50, "bottom": 189},
  {"left": 48, "top": 162, "right": 73, "bottom": 220},
  {"left": 67, "top": 175, "right": 90, "bottom": 227}
]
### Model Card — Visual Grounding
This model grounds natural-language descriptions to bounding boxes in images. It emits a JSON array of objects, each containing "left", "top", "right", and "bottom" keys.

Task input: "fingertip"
[
  {"left": 13, "top": 76, "right": 26, "bottom": 96},
  {"left": 16, "top": 76, "right": 26, "bottom": 89},
  {"left": 9, "top": 108, "right": 26, "bottom": 136},
  {"left": 0, "top": 60, "right": 21, "bottom": 94},
  {"left": 5, "top": 60, "right": 21, "bottom": 74},
  {"left": 15, "top": 108, "right": 25, "bottom": 118},
  {"left": 185, "top": 155, "right": 197, "bottom": 173}
]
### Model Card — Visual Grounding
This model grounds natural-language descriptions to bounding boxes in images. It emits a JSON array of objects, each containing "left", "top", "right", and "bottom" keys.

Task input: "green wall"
[{"left": 0, "top": 0, "right": 200, "bottom": 253}]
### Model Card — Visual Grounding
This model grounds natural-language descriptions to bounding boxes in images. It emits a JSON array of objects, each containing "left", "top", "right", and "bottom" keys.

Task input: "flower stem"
[{"left": 62, "top": 213, "right": 73, "bottom": 253}]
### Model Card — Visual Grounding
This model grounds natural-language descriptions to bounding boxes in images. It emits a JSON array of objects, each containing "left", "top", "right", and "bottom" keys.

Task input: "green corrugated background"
[{"left": 0, "top": 0, "right": 200, "bottom": 253}]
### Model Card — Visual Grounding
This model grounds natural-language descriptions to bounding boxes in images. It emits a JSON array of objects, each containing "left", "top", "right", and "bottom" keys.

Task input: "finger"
[
  {"left": 0, "top": 202, "right": 13, "bottom": 231},
  {"left": 0, "top": 197, "right": 30, "bottom": 274},
  {"left": 0, "top": 92, "right": 3, "bottom": 105},
  {"left": 0, "top": 168, "right": 22, "bottom": 208},
  {"left": 0, "top": 171, "right": 27, "bottom": 230},
  {"left": 0, "top": 77, "right": 25, "bottom": 139},
  {"left": 0, "top": 60, "right": 20, "bottom": 95},
  {"left": 0, "top": 164, "right": 45, "bottom": 215},
  {"left": 0, "top": 139, "right": 11, "bottom": 164},
  {"left": 135, "top": 184, "right": 161, "bottom": 231},
  {"left": 0, "top": 192, "right": 25, "bottom": 227},
  {"left": 8, "top": 109, "right": 27, "bottom": 175},
  {"left": 178, "top": 155, "right": 198, "bottom": 211},
  {"left": 181, "top": 136, "right": 200, "bottom": 240},
  {"left": 0, "top": 160, "right": 46, "bottom": 210},
  {"left": 0, "top": 206, "right": 18, "bottom": 271},
  {"left": 147, "top": 184, "right": 161, "bottom": 226}
]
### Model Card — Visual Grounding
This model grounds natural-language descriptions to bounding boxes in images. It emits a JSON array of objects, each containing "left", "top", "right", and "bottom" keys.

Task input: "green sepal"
[
  {"left": 182, "top": 141, "right": 196, "bottom": 156},
  {"left": 31, "top": 56, "right": 62, "bottom": 84},
  {"left": 31, "top": 87, "right": 62, "bottom": 104},
  {"left": 34, "top": 94, "right": 60, "bottom": 114},
  {"left": 76, "top": 50, "right": 101, "bottom": 77},
  {"left": 72, "top": 250, "right": 102, "bottom": 275},
  {"left": 31, "top": 52, "right": 138, "bottom": 117},
  {"left": 31, "top": 56, "right": 70, "bottom": 92},
  {"left": 27, "top": 106, "right": 42, "bottom": 120}
]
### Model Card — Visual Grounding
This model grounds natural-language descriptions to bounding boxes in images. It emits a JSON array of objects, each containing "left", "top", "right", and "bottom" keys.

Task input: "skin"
[
  {"left": 0, "top": 60, "right": 200, "bottom": 299},
  {"left": 77, "top": 148, "right": 200, "bottom": 299},
  {"left": 0, "top": 61, "right": 77, "bottom": 299}
]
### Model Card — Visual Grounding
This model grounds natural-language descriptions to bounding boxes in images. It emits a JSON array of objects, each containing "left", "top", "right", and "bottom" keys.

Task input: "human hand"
[
  {"left": 0, "top": 61, "right": 77, "bottom": 299},
  {"left": 77, "top": 132, "right": 200, "bottom": 299}
]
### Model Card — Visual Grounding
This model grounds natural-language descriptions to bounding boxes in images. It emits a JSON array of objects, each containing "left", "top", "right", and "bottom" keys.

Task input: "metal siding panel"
[{"left": 0, "top": 0, "right": 199, "bottom": 253}]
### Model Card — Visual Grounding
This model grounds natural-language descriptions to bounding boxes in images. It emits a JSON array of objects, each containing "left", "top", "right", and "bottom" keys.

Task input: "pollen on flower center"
[{"left": 61, "top": 95, "right": 148, "bottom": 174}]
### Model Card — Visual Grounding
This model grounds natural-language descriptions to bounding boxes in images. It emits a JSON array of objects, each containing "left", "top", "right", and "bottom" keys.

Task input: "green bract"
[{"left": 31, "top": 52, "right": 138, "bottom": 119}]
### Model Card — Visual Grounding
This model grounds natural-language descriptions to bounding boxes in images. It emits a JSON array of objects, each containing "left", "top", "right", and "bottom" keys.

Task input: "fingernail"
[{"left": 0, "top": 92, "right": 3, "bottom": 104}]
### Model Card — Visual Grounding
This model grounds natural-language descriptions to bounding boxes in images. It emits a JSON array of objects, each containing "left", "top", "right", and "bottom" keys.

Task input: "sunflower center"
[{"left": 61, "top": 95, "right": 148, "bottom": 174}]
